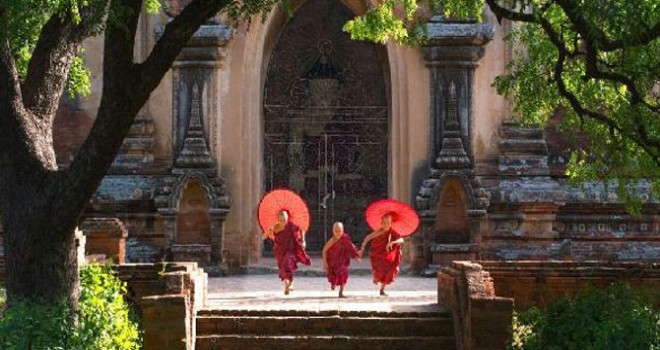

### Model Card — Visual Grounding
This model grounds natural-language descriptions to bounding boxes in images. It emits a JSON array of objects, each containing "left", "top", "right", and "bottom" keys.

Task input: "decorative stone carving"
[
  {"left": 413, "top": 17, "right": 493, "bottom": 273},
  {"left": 424, "top": 16, "right": 494, "bottom": 162},
  {"left": 435, "top": 83, "right": 471, "bottom": 169},
  {"left": 170, "top": 24, "right": 232, "bottom": 160},
  {"left": 156, "top": 24, "right": 232, "bottom": 266},
  {"left": 498, "top": 120, "right": 549, "bottom": 175},
  {"left": 174, "top": 84, "right": 216, "bottom": 171},
  {"left": 109, "top": 115, "right": 156, "bottom": 174}
]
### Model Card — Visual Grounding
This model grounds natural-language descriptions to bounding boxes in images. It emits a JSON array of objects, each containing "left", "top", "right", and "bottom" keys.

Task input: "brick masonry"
[
  {"left": 115, "top": 262, "right": 208, "bottom": 350},
  {"left": 478, "top": 260, "right": 660, "bottom": 309},
  {"left": 81, "top": 218, "right": 128, "bottom": 264},
  {"left": 438, "top": 261, "right": 514, "bottom": 350}
]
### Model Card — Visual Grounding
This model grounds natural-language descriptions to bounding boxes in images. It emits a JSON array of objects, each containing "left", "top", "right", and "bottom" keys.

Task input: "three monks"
[{"left": 262, "top": 210, "right": 406, "bottom": 297}]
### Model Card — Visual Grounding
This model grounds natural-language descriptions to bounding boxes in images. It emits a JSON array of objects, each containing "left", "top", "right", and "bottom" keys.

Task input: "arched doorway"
[{"left": 263, "top": 0, "right": 389, "bottom": 254}]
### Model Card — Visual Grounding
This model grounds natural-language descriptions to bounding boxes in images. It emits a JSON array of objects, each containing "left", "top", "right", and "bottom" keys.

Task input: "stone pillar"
[
  {"left": 414, "top": 17, "right": 493, "bottom": 273},
  {"left": 156, "top": 24, "right": 232, "bottom": 268},
  {"left": 424, "top": 16, "right": 494, "bottom": 165},
  {"left": 171, "top": 24, "right": 231, "bottom": 160},
  {"left": 142, "top": 295, "right": 191, "bottom": 350}
]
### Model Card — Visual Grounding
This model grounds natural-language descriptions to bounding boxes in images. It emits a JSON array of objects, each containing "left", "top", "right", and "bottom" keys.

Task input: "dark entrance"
[{"left": 263, "top": 0, "right": 389, "bottom": 254}]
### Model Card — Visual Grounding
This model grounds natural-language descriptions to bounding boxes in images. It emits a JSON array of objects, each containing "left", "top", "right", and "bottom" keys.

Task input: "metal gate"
[
  {"left": 264, "top": 108, "right": 388, "bottom": 253},
  {"left": 262, "top": 0, "right": 389, "bottom": 255}
]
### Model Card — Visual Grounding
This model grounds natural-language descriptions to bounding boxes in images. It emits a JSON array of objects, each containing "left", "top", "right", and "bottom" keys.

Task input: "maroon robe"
[
  {"left": 272, "top": 221, "right": 311, "bottom": 281},
  {"left": 325, "top": 233, "right": 360, "bottom": 286},
  {"left": 369, "top": 229, "right": 402, "bottom": 285}
]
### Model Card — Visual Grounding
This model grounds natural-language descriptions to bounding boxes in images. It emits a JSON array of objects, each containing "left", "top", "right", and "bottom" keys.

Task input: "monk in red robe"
[
  {"left": 263, "top": 211, "right": 311, "bottom": 295},
  {"left": 322, "top": 222, "right": 361, "bottom": 298},
  {"left": 359, "top": 214, "right": 404, "bottom": 296}
]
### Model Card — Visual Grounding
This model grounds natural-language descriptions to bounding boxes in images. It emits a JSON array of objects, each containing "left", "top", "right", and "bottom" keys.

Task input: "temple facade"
[{"left": 48, "top": 0, "right": 658, "bottom": 273}]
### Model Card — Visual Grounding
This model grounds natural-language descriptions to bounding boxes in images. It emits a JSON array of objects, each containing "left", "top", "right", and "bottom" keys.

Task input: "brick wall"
[
  {"left": 81, "top": 218, "right": 128, "bottom": 264},
  {"left": 115, "top": 262, "right": 208, "bottom": 350},
  {"left": 478, "top": 260, "right": 660, "bottom": 309},
  {"left": 438, "top": 261, "right": 514, "bottom": 350},
  {"left": 53, "top": 105, "right": 93, "bottom": 167}
]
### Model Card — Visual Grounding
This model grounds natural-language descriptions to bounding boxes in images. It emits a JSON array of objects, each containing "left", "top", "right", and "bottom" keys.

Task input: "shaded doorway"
[{"left": 263, "top": 0, "right": 389, "bottom": 254}]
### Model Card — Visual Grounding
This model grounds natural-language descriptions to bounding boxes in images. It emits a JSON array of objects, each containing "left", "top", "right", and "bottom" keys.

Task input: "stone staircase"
[{"left": 195, "top": 309, "right": 455, "bottom": 350}]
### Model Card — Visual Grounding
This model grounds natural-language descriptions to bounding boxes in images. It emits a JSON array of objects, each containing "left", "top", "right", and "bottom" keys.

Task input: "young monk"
[
  {"left": 263, "top": 211, "right": 311, "bottom": 295},
  {"left": 322, "top": 222, "right": 361, "bottom": 298},
  {"left": 359, "top": 214, "right": 404, "bottom": 296}
]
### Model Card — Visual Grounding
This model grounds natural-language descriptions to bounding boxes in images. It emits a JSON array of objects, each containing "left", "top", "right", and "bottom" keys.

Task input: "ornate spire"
[
  {"left": 174, "top": 84, "right": 216, "bottom": 171},
  {"left": 435, "top": 82, "right": 471, "bottom": 169}
]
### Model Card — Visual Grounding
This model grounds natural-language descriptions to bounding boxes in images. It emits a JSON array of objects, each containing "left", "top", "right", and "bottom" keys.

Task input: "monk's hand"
[{"left": 386, "top": 242, "right": 394, "bottom": 250}]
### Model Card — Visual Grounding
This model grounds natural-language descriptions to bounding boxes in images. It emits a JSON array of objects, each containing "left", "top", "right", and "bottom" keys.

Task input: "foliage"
[
  {"left": 490, "top": 0, "right": 660, "bottom": 207},
  {"left": 0, "top": 0, "right": 161, "bottom": 98},
  {"left": 346, "top": 0, "right": 660, "bottom": 207},
  {"left": 509, "top": 285, "right": 660, "bottom": 350},
  {"left": 0, "top": 264, "right": 141, "bottom": 350}
]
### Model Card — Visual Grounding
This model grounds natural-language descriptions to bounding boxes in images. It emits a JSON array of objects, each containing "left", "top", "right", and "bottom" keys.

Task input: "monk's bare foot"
[
  {"left": 338, "top": 293, "right": 346, "bottom": 298},
  {"left": 289, "top": 281, "right": 295, "bottom": 291},
  {"left": 284, "top": 279, "right": 291, "bottom": 295},
  {"left": 380, "top": 289, "right": 387, "bottom": 296},
  {"left": 331, "top": 284, "right": 336, "bottom": 291}
]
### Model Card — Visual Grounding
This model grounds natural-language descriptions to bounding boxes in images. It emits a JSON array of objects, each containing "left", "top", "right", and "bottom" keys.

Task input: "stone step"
[
  {"left": 197, "top": 315, "right": 454, "bottom": 337},
  {"left": 195, "top": 335, "right": 455, "bottom": 350}
]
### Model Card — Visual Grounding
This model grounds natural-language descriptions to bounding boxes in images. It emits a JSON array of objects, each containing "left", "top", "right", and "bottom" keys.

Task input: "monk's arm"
[
  {"left": 348, "top": 239, "right": 361, "bottom": 259},
  {"left": 387, "top": 237, "right": 404, "bottom": 249},
  {"left": 322, "top": 240, "right": 334, "bottom": 269},
  {"left": 359, "top": 230, "right": 383, "bottom": 253},
  {"left": 262, "top": 226, "right": 275, "bottom": 240}
]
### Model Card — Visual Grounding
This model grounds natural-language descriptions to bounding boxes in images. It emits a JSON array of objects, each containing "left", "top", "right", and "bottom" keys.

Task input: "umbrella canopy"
[
  {"left": 258, "top": 189, "right": 310, "bottom": 232},
  {"left": 365, "top": 198, "right": 420, "bottom": 237}
]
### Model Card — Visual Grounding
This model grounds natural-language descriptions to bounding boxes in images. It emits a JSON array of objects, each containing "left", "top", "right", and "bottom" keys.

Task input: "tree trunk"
[
  {"left": 4, "top": 205, "right": 79, "bottom": 307},
  {"left": 0, "top": 0, "right": 230, "bottom": 308},
  {"left": 0, "top": 111, "right": 80, "bottom": 306}
]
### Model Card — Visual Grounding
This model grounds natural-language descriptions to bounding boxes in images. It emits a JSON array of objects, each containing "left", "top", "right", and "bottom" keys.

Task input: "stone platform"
[{"left": 205, "top": 275, "right": 440, "bottom": 314}]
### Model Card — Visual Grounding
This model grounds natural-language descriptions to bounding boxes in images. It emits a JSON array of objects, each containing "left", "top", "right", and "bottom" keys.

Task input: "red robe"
[
  {"left": 272, "top": 222, "right": 311, "bottom": 281},
  {"left": 369, "top": 229, "right": 402, "bottom": 285},
  {"left": 325, "top": 233, "right": 360, "bottom": 286}
]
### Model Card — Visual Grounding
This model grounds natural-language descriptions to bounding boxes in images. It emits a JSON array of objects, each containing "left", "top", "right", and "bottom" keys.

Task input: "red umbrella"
[
  {"left": 258, "top": 189, "right": 310, "bottom": 232},
  {"left": 365, "top": 198, "right": 420, "bottom": 237}
]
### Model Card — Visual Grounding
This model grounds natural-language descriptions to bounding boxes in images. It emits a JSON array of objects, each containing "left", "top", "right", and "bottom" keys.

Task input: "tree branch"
[
  {"left": 484, "top": 0, "right": 535, "bottom": 24},
  {"left": 22, "top": 3, "right": 107, "bottom": 120},
  {"left": 59, "top": 0, "right": 143, "bottom": 207},
  {"left": 61, "top": 0, "right": 229, "bottom": 211},
  {"left": 601, "top": 23, "right": 660, "bottom": 51},
  {"left": 553, "top": 0, "right": 660, "bottom": 52},
  {"left": 551, "top": 0, "right": 659, "bottom": 151},
  {"left": 1, "top": 39, "right": 58, "bottom": 194},
  {"left": 553, "top": 50, "right": 659, "bottom": 164},
  {"left": 0, "top": 40, "right": 22, "bottom": 118}
]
